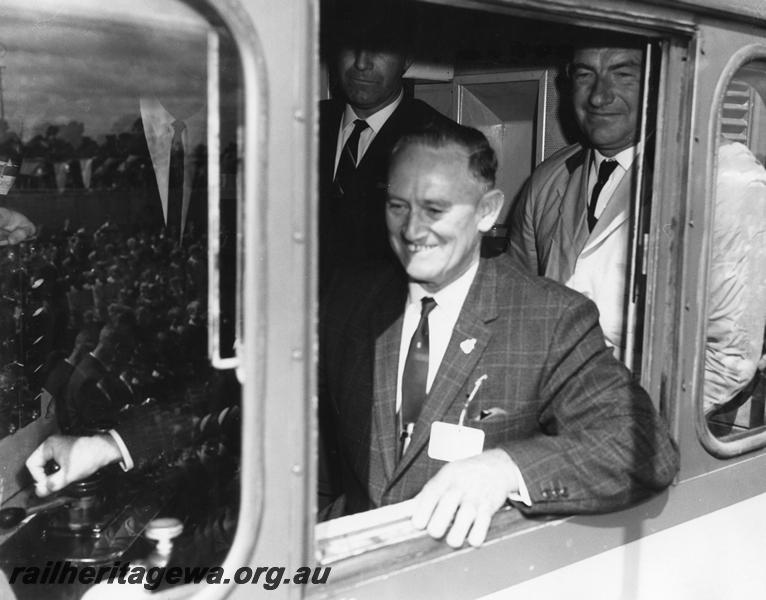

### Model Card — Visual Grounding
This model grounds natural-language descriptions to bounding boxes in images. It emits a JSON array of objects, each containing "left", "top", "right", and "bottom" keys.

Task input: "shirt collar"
[
  {"left": 140, "top": 96, "right": 175, "bottom": 131},
  {"left": 593, "top": 141, "right": 643, "bottom": 173},
  {"left": 406, "top": 260, "right": 480, "bottom": 312},
  {"left": 341, "top": 89, "right": 404, "bottom": 135},
  {"left": 140, "top": 96, "right": 205, "bottom": 137}
]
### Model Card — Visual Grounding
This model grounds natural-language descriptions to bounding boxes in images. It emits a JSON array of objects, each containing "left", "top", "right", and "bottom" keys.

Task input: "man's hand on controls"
[
  {"left": 0, "top": 207, "right": 35, "bottom": 245},
  {"left": 411, "top": 448, "right": 518, "bottom": 548},
  {"left": 26, "top": 434, "right": 122, "bottom": 497}
]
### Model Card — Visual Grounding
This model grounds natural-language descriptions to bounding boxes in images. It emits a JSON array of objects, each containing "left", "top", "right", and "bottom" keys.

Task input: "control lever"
[
  {"left": 0, "top": 495, "right": 71, "bottom": 529},
  {"left": 43, "top": 459, "right": 61, "bottom": 475}
]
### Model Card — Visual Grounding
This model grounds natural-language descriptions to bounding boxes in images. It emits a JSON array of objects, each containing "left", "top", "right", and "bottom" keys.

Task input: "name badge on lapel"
[
  {"left": 428, "top": 422, "right": 485, "bottom": 462},
  {"left": 428, "top": 374, "right": 487, "bottom": 462}
]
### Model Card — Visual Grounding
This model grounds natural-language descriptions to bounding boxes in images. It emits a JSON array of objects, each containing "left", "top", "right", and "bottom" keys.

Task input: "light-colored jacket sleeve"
[
  {"left": 704, "top": 141, "right": 766, "bottom": 413},
  {"left": 507, "top": 178, "right": 541, "bottom": 274}
]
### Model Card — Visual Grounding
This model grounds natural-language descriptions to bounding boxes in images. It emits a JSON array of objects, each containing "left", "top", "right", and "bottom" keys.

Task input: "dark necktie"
[
  {"left": 333, "top": 119, "right": 369, "bottom": 197},
  {"left": 400, "top": 297, "right": 437, "bottom": 456},
  {"left": 167, "top": 119, "right": 186, "bottom": 239},
  {"left": 587, "top": 159, "right": 619, "bottom": 232}
]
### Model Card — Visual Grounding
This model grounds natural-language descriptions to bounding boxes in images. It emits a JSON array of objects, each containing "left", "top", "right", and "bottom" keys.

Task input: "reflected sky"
[{"left": 0, "top": 1, "right": 210, "bottom": 142}]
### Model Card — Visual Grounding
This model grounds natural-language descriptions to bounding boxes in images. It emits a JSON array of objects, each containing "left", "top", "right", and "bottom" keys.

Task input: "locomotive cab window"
[
  {"left": 704, "top": 55, "right": 766, "bottom": 446},
  {"left": 0, "top": 1, "right": 248, "bottom": 597},
  {"left": 316, "top": 0, "right": 673, "bottom": 568}
]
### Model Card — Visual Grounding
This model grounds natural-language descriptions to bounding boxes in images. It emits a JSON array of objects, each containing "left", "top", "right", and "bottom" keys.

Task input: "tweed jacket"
[
  {"left": 318, "top": 255, "right": 679, "bottom": 518},
  {"left": 507, "top": 143, "right": 639, "bottom": 355},
  {"left": 318, "top": 97, "right": 450, "bottom": 292}
]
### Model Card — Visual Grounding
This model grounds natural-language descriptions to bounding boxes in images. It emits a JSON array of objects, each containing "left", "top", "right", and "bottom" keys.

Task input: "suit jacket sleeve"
[
  {"left": 503, "top": 293, "right": 679, "bottom": 515},
  {"left": 114, "top": 406, "right": 198, "bottom": 469},
  {"left": 316, "top": 269, "right": 351, "bottom": 519}
]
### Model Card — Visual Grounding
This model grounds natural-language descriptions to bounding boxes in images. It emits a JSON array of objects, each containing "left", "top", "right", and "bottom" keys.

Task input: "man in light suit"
[
  {"left": 319, "top": 122, "right": 679, "bottom": 548},
  {"left": 319, "top": 2, "right": 451, "bottom": 292},
  {"left": 508, "top": 40, "right": 646, "bottom": 359}
]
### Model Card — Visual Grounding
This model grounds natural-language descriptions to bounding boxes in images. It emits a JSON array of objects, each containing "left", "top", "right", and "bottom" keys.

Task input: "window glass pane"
[
  {"left": 706, "top": 59, "right": 766, "bottom": 437},
  {"left": 0, "top": 1, "right": 243, "bottom": 595}
]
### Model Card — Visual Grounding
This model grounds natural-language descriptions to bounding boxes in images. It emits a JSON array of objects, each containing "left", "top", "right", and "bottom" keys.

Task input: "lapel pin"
[{"left": 460, "top": 338, "right": 477, "bottom": 354}]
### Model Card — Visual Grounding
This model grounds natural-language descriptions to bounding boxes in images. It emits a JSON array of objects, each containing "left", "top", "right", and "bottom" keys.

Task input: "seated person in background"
[
  {"left": 65, "top": 321, "right": 136, "bottom": 432},
  {"left": 319, "top": 121, "right": 679, "bottom": 548},
  {"left": 704, "top": 139, "right": 766, "bottom": 416},
  {"left": 42, "top": 329, "right": 98, "bottom": 433}
]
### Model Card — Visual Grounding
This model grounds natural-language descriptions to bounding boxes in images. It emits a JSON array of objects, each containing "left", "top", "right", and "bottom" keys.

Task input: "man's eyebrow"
[
  {"left": 608, "top": 59, "right": 642, "bottom": 71},
  {"left": 570, "top": 62, "right": 596, "bottom": 72}
]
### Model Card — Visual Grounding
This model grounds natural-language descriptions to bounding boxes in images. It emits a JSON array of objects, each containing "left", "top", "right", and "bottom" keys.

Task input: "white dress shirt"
[
  {"left": 566, "top": 144, "right": 641, "bottom": 359},
  {"left": 587, "top": 145, "right": 639, "bottom": 219},
  {"left": 395, "top": 261, "right": 479, "bottom": 412},
  {"left": 333, "top": 89, "right": 404, "bottom": 176}
]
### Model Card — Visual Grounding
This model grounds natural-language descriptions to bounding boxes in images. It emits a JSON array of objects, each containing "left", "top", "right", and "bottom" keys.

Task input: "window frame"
[
  {"left": 696, "top": 43, "right": 766, "bottom": 458},
  {"left": 309, "top": 0, "right": 696, "bottom": 595}
]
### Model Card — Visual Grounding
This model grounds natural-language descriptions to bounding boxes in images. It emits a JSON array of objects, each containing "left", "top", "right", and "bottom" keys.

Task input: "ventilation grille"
[{"left": 720, "top": 79, "right": 753, "bottom": 144}]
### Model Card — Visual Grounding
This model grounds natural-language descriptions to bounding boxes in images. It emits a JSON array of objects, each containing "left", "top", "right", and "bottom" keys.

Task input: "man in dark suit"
[
  {"left": 319, "top": 3, "right": 450, "bottom": 291},
  {"left": 319, "top": 122, "right": 679, "bottom": 548},
  {"left": 65, "top": 322, "right": 136, "bottom": 432}
]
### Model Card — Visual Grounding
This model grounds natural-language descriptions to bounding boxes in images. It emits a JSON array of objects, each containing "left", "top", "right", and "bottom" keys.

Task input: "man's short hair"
[
  {"left": 391, "top": 122, "right": 498, "bottom": 188},
  {"left": 566, "top": 33, "right": 647, "bottom": 78},
  {"left": 571, "top": 31, "right": 646, "bottom": 53},
  {"left": 328, "top": 0, "right": 414, "bottom": 54}
]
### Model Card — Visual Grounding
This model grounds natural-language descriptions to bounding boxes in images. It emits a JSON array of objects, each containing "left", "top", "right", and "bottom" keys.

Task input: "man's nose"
[
  {"left": 353, "top": 49, "right": 373, "bottom": 71},
  {"left": 588, "top": 75, "right": 615, "bottom": 107},
  {"left": 402, "top": 210, "right": 426, "bottom": 240}
]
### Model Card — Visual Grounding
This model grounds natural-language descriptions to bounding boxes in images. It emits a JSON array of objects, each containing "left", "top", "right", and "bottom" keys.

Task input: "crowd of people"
[
  {"left": 0, "top": 117, "right": 237, "bottom": 193},
  {"left": 0, "top": 221, "right": 215, "bottom": 439}
]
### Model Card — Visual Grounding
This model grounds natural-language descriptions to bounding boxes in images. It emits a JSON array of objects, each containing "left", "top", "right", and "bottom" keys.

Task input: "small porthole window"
[{"left": 704, "top": 56, "right": 766, "bottom": 448}]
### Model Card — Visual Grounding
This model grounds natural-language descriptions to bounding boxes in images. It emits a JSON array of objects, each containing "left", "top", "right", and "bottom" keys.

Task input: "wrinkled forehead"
[
  {"left": 391, "top": 142, "right": 470, "bottom": 177},
  {"left": 389, "top": 142, "right": 484, "bottom": 199}
]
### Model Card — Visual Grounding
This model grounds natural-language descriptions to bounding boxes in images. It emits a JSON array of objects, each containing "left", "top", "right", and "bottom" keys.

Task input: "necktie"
[
  {"left": 587, "top": 159, "right": 619, "bottom": 232},
  {"left": 400, "top": 297, "right": 437, "bottom": 456},
  {"left": 333, "top": 119, "right": 369, "bottom": 197},
  {"left": 167, "top": 120, "right": 186, "bottom": 239}
]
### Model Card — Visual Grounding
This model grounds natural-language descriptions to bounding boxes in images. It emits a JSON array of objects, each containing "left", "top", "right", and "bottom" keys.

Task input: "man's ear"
[{"left": 477, "top": 189, "right": 504, "bottom": 233}]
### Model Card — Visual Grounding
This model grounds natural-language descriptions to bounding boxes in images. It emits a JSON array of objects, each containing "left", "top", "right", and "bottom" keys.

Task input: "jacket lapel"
[
  {"left": 547, "top": 148, "right": 590, "bottom": 283},
  {"left": 582, "top": 157, "right": 637, "bottom": 253},
  {"left": 390, "top": 260, "right": 499, "bottom": 481},
  {"left": 356, "top": 101, "right": 405, "bottom": 174},
  {"left": 319, "top": 100, "right": 344, "bottom": 189},
  {"left": 370, "top": 279, "right": 407, "bottom": 489}
]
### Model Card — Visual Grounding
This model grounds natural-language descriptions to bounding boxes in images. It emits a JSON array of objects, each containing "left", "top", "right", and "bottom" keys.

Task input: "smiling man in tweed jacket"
[{"left": 318, "top": 121, "right": 679, "bottom": 549}]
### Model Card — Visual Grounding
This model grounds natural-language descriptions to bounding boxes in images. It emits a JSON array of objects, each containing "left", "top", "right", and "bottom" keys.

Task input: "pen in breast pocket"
[{"left": 458, "top": 374, "right": 488, "bottom": 426}]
